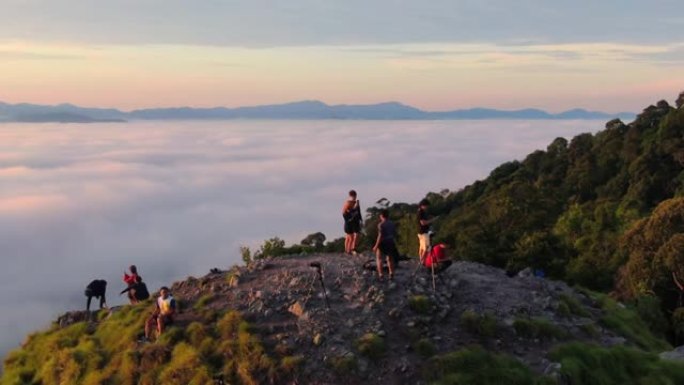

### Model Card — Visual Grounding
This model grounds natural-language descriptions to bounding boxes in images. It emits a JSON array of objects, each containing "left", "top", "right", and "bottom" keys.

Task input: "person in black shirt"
[
  {"left": 85, "top": 279, "right": 107, "bottom": 311},
  {"left": 342, "top": 190, "right": 363, "bottom": 255},
  {"left": 373, "top": 209, "right": 398, "bottom": 280},
  {"left": 417, "top": 199, "right": 437, "bottom": 262}
]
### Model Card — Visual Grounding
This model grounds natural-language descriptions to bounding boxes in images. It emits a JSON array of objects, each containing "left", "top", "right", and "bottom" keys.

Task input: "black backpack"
[{"left": 134, "top": 282, "right": 150, "bottom": 301}]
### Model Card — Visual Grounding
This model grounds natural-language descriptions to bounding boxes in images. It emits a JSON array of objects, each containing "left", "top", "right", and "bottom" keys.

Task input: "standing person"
[
  {"left": 417, "top": 199, "right": 437, "bottom": 263},
  {"left": 84, "top": 279, "right": 107, "bottom": 311},
  {"left": 123, "top": 265, "right": 142, "bottom": 304},
  {"left": 342, "top": 190, "right": 363, "bottom": 255},
  {"left": 144, "top": 286, "right": 176, "bottom": 341},
  {"left": 373, "top": 209, "right": 398, "bottom": 281}
]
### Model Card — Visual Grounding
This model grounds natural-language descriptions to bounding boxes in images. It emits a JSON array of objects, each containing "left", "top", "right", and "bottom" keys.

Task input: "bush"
[
  {"left": 425, "top": 345, "right": 552, "bottom": 385},
  {"left": 414, "top": 338, "right": 436, "bottom": 358},
  {"left": 551, "top": 342, "right": 684, "bottom": 385},
  {"left": 460, "top": 310, "right": 499, "bottom": 338},
  {"left": 355, "top": 333, "right": 385, "bottom": 361},
  {"left": 513, "top": 318, "right": 569, "bottom": 341},
  {"left": 409, "top": 295, "right": 433, "bottom": 314}
]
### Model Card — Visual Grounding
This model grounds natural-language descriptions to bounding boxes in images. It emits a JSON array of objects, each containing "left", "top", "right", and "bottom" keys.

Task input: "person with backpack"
[
  {"left": 122, "top": 265, "right": 142, "bottom": 304},
  {"left": 144, "top": 286, "right": 177, "bottom": 341},
  {"left": 373, "top": 209, "right": 398, "bottom": 281},
  {"left": 342, "top": 190, "right": 363, "bottom": 255},
  {"left": 417, "top": 199, "right": 437, "bottom": 263},
  {"left": 85, "top": 279, "right": 107, "bottom": 311}
]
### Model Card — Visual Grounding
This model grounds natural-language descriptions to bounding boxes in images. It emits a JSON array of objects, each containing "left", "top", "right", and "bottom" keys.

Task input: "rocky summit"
[{"left": 8, "top": 252, "right": 683, "bottom": 385}]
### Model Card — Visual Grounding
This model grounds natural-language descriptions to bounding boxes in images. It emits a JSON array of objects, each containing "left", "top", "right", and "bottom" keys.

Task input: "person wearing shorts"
[
  {"left": 342, "top": 190, "right": 362, "bottom": 254},
  {"left": 373, "top": 209, "right": 398, "bottom": 280},
  {"left": 144, "top": 286, "right": 176, "bottom": 340},
  {"left": 417, "top": 199, "right": 436, "bottom": 262}
]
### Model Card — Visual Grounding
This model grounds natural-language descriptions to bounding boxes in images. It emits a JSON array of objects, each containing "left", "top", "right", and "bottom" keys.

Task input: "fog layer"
[{"left": 0, "top": 119, "right": 600, "bottom": 356}]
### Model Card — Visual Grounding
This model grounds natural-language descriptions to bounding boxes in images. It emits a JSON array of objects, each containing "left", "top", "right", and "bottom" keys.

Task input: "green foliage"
[
  {"left": 551, "top": 342, "right": 684, "bottom": 385},
  {"left": 513, "top": 318, "right": 569, "bottom": 340},
  {"left": 408, "top": 295, "right": 433, "bottom": 314},
  {"left": 618, "top": 198, "right": 684, "bottom": 303},
  {"left": 355, "top": 333, "right": 385, "bottom": 361},
  {"left": 425, "top": 345, "right": 552, "bottom": 385},
  {"left": 280, "top": 355, "right": 305, "bottom": 374},
  {"left": 460, "top": 310, "right": 499, "bottom": 338},
  {"left": 194, "top": 294, "right": 215, "bottom": 310},
  {"left": 329, "top": 355, "right": 357, "bottom": 375},
  {"left": 558, "top": 294, "right": 590, "bottom": 318},
  {"left": 414, "top": 338, "right": 436, "bottom": 358},
  {"left": 1, "top": 308, "right": 287, "bottom": 385},
  {"left": 594, "top": 292, "right": 671, "bottom": 352}
]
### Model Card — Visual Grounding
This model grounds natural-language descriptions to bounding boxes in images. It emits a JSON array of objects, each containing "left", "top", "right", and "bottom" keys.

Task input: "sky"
[
  {"left": 0, "top": 119, "right": 603, "bottom": 357},
  {"left": 0, "top": 0, "right": 682, "bottom": 111}
]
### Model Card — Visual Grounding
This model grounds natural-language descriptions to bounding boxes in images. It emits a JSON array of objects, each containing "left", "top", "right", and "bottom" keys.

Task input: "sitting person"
[
  {"left": 123, "top": 265, "right": 142, "bottom": 304},
  {"left": 422, "top": 242, "right": 452, "bottom": 274},
  {"left": 85, "top": 279, "right": 107, "bottom": 311},
  {"left": 144, "top": 286, "right": 176, "bottom": 341}
]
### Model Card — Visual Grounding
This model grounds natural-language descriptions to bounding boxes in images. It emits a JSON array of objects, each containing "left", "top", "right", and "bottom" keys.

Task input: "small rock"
[
  {"left": 313, "top": 333, "right": 323, "bottom": 346},
  {"left": 288, "top": 301, "right": 306, "bottom": 318}
]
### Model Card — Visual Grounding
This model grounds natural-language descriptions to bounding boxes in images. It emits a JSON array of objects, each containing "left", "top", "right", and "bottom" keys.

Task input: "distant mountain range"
[{"left": 0, "top": 100, "right": 635, "bottom": 123}]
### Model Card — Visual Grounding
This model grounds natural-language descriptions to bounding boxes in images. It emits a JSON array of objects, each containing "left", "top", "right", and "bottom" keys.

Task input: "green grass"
[
  {"left": 551, "top": 342, "right": 684, "bottom": 385},
  {"left": 591, "top": 292, "right": 671, "bottom": 352},
  {"left": 424, "top": 345, "right": 554, "bottom": 385},
  {"left": 355, "top": 333, "right": 385, "bottom": 361},
  {"left": 193, "top": 294, "right": 215, "bottom": 310},
  {"left": 409, "top": 295, "right": 433, "bottom": 314},
  {"left": 329, "top": 355, "right": 357, "bottom": 375},
  {"left": 558, "top": 294, "right": 590, "bottom": 318},
  {"left": 414, "top": 338, "right": 437, "bottom": 358},
  {"left": 460, "top": 310, "right": 499, "bottom": 338},
  {"left": 513, "top": 318, "right": 569, "bottom": 341},
  {"left": 1, "top": 308, "right": 286, "bottom": 385}
]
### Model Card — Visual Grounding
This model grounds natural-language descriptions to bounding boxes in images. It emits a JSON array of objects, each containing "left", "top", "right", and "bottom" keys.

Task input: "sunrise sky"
[{"left": 0, "top": 0, "right": 682, "bottom": 112}]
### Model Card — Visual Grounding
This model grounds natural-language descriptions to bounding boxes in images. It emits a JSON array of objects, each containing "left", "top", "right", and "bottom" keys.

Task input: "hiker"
[
  {"left": 417, "top": 199, "right": 437, "bottom": 262},
  {"left": 422, "top": 241, "right": 452, "bottom": 274},
  {"left": 85, "top": 279, "right": 107, "bottom": 311},
  {"left": 342, "top": 190, "right": 363, "bottom": 255},
  {"left": 373, "top": 209, "right": 398, "bottom": 280},
  {"left": 144, "top": 286, "right": 176, "bottom": 340},
  {"left": 120, "top": 280, "right": 150, "bottom": 302},
  {"left": 123, "top": 265, "right": 142, "bottom": 304}
]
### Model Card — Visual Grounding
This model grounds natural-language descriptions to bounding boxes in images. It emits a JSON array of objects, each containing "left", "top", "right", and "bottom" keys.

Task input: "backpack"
[{"left": 134, "top": 282, "right": 150, "bottom": 301}]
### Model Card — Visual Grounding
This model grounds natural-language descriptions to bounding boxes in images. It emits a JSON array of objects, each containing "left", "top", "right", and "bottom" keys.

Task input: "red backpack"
[{"left": 423, "top": 244, "right": 447, "bottom": 268}]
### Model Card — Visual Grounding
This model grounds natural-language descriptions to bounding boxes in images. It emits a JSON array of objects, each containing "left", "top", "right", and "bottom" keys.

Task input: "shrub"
[
  {"left": 409, "top": 295, "right": 433, "bottom": 314},
  {"left": 280, "top": 355, "right": 305, "bottom": 374},
  {"left": 414, "top": 338, "right": 436, "bottom": 358},
  {"left": 425, "top": 346, "right": 552, "bottom": 385},
  {"left": 513, "top": 318, "right": 569, "bottom": 340},
  {"left": 559, "top": 294, "right": 590, "bottom": 318},
  {"left": 460, "top": 310, "right": 499, "bottom": 338},
  {"left": 551, "top": 342, "right": 684, "bottom": 385},
  {"left": 329, "top": 355, "right": 357, "bottom": 375},
  {"left": 355, "top": 333, "right": 385, "bottom": 361}
]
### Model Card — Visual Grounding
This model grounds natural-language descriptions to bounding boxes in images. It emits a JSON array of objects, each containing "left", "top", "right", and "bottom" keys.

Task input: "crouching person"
[
  {"left": 85, "top": 279, "right": 107, "bottom": 311},
  {"left": 144, "top": 286, "right": 176, "bottom": 341},
  {"left": 423, "top": 241, "right": 452, "bottom": 274}
]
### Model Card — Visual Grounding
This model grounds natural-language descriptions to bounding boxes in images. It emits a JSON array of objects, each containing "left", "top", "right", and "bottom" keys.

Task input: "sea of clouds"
[{"left": 0, "top": 119, "right": 602, "bottom": 356}]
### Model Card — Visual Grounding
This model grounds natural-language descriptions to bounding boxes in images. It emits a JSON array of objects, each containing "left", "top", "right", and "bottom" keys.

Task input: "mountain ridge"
[{"left": 0, "top": 100, "right": 635, "bottom": 122}]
